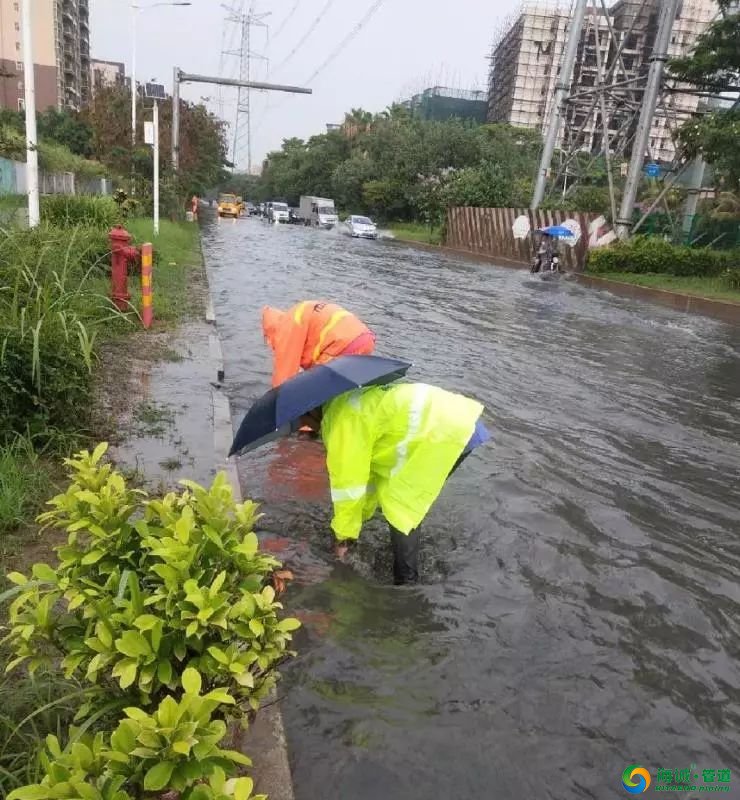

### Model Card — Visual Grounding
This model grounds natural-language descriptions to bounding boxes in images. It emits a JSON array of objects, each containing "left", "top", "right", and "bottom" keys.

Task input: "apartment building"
[
  {"left": 90, "top": 58, "right": 125, "bottom": 96},
  {"left": 488, "top": 2, "right": 568, "bottom": 130},
  {"left": 0, "top": 0, "right": 90, "bottom": 113},
  {"left": 487, "top": 0, "right": 718, "bottom": 162}
]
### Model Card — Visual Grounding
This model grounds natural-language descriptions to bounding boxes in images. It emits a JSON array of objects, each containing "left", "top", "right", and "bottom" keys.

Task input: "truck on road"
[{"left": 299, "top": 196, "right": 338, "bottom": 229}]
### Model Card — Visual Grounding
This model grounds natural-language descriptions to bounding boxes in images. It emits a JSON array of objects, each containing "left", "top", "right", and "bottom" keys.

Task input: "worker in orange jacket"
[{"left": 262, "top": 301, "right": 375, "bottom": 387}]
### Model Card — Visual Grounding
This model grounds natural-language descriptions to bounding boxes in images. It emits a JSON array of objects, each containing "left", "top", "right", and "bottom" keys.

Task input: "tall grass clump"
[
  {"left": 0, "top": 434, "right": 53, "bottom": 538},
  {"left": 0, "top": 666, "right": 86, "bottom": 797},
  {"left": 0, "top": 225, "right": 126, "bottom": 442},
  {"left": 40, "top": 195, "right": 118, "bottom": 228}
]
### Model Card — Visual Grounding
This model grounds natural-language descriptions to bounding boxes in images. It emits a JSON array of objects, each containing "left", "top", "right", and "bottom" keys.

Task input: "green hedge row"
[{"left": 587, "top": 236, "right": 740, "bottom": 277}]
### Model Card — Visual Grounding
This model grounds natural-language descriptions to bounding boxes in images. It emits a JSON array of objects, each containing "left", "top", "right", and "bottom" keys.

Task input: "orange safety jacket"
[{"left": 262, "top": 301, "right": 373, "bottom": 387}]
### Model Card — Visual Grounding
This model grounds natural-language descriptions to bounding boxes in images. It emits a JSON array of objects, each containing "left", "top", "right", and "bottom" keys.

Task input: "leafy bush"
[
  {"left": 0, "top": 125, "right": 106, "bottom": 178},
  {"left": 722, "top": 267, "right": 740, "bottom": 291},
  {"left": 7, "top": 670, "right": 266, "bottom": 800},
  {"left": 2, "top": 446, "right": 297, "bottom": 798},
  {"left": 41, "top": 196, "right": 118, "bottom": 229},
  {"left": 4, "top": 445, "right": 299, "bottom": 714},
  {"left": 587, "top": 236, "right": 740, "bottom": 277}
]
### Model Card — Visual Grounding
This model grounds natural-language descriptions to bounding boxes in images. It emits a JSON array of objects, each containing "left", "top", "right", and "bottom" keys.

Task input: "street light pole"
[
  {"left": 20, "top": 0, "right": 39, "bottom": 227},
  {"left": 153, "top": 98, "right": 159, "bottom": 235},
  {"left": 130, "top": 2, "right": 191, "bottom": 194},
  {"left": 131, "top": 4, "right": 137, "bottom": 194}
]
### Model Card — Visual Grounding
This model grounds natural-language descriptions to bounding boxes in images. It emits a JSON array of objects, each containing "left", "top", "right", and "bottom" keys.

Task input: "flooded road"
[{"left": 202, "top": 215, "right": 740, "bottom": 800}]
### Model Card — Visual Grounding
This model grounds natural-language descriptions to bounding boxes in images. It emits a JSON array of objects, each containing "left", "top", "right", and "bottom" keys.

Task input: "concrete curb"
[
  {"left": 204, "top": 267, "right": 295, "bottom": 800},
  {"left": 388, "top": 236, "right": 528, "bottom": 270},
  {"left": 391, "top": 237, "right": 740, "bottom": 325},
  {"left": 574, "top": 274, "right": 740, "bottom": 325}
]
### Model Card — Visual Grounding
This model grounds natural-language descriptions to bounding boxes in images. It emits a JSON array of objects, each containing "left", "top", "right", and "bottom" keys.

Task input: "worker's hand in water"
[
  {"left": 271, "top": 569, "right": 295, "bottom": 597},
  {"left": 334, "top": 541, "right": 350, "bottom": 562}
]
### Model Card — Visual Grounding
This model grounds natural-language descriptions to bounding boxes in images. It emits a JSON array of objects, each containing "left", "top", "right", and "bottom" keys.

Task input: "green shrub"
[
  {"left": 2, "top": 447, "right": 294, "bottom": 799},
  {"left": 3, "top": 445, "right": 300, "bottom": 715},
  {"left": 7, "top": 670, "right": 266, "bottom": 800},
  {"left": 41, "top": 196, "right": 118, "bottom": 229},
  {"left": 587, "top": 236, "right": 740, "bottom": 277},
  {"left": 721, "top": 267, "right": 740, "bottom": 291}
]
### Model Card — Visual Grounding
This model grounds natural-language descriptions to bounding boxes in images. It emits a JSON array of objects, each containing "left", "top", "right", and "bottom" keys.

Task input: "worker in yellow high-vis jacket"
[{"left": 298, "top": 382, "right": 490, "bottom": 584}]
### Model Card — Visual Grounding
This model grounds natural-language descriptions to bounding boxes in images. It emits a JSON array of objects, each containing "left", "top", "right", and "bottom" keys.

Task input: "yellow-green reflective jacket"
[{"left": 321, "top": 383, "right": 484, "bottom": 541}]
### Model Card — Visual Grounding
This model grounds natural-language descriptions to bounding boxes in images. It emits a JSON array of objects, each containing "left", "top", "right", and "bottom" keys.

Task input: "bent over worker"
[
  {"left": 298, "top": 383, "right": 490, "bottom": 585},
  {"left": 262, "top": 301, "right": 376, "bottom": 388}
]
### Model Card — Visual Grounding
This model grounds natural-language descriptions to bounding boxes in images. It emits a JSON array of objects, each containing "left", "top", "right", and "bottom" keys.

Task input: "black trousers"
[{"left": 388, "top": 451, "right": 470, "bottom": 585}]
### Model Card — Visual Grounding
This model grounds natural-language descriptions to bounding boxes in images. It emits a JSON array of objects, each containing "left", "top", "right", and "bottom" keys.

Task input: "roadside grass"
[
  {"left": 0, "top": 211, "right": 203, "bottom": 795},
  {"left": 0, "top": 215, "right": 201, "bottom": 567},
  {"left": 388, "top": 221, "right": 442, "bottom": 246},
  {"left": 0, "top": 665, "right": 86, "bottom": 797},
  {"left": 0, "top": 436, "right": 53, "bottom": 539},
  {"left": 588, "top": 271, "right": 740, "bottom": 304}
]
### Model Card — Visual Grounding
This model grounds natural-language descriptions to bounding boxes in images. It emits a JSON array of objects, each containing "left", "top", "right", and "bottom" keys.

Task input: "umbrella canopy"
[
  {"left": 229, "top": 355, "right": 412, "bottom": 456},
  {"left": 538, "top": 225, "right": 575, "bottom": 238}
]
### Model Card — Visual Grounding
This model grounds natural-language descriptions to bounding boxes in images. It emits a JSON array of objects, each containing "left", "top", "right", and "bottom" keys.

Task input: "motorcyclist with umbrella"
[
  {"left": 531, "top": 225, "right": 573, "bottom": 274},
  {"left": 230, "top": 356, "right": 490, "bottom": 585}
]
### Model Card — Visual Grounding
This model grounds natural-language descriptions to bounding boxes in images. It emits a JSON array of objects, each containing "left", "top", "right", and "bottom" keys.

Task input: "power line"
[
  {"left": 272, "top": 0, "right": 337, "bottom": 75},
  {"left": 252, "top": 0, "right": 386, "bottom": 156},
  {"left": 272, "top": 0, "right": 300, "bottom": 41},
  {"left": 305, "top": 0, "right": 387, "bottom": 85}
]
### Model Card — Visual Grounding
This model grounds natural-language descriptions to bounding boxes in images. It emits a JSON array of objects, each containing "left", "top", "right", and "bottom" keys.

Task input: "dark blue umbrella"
[
  {"left": 229, "top": 355, "right": 412, "bottom": 456},
  {"left": 538, "top": 225, "right": 575, "bottom": 238}
]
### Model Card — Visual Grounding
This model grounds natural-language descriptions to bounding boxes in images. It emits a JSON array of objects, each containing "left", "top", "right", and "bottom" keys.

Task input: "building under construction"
[
  {"left": 403, "top": 86, "right": 489, "bottom": 123},
  {"left": 487, "top": 0, "right": 718, "bottom": 162}
]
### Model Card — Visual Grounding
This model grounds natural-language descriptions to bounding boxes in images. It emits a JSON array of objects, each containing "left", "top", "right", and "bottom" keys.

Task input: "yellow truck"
[{"left": 217, "top": 193, "right": 240, "bottom": 218}]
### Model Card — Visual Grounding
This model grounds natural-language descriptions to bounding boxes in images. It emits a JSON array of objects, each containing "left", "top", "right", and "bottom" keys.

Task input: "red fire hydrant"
[{"left": 109, "top": 225, "right": 141, "bottom": 311}]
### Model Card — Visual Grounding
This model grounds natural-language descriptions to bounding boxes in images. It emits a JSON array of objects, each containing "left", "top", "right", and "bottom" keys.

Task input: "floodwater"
[{"left": 202, "top": 215, "right": 740, "bottom": 800}]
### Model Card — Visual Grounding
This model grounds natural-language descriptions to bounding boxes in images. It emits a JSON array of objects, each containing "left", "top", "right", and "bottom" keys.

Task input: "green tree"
[
  {"left": 84, "top": 84, "right": 227, "bottom": 205},
  {"left": 670, "top": 2, "right": 740, "bottom": 190},
  {"left": 37, "top": 109, "right": 93, "bottom": 158},
  {"left": 252, "top": 107, "right": 543, "bottom": 220}
]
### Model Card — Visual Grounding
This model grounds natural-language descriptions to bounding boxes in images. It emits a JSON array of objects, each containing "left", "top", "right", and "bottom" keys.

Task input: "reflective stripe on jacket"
[
  {"left": 262, "top": 301, "right": 372, "bottom": 387},
  {"left": 321, "top": 383, "right": 485, "bottom": 541}
]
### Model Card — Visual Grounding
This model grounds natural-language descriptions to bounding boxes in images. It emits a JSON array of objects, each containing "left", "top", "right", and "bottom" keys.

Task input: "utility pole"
[
  {"left": 131, "top": 4, "right": 137, "bottom": 195},
  {"left": 153, "top": 98, "right": 160, "bottom": 235},
  {"left": 172, "top": 66, "right": 180, "bottom": 172},
  {"left": 171, "top": 69, "right": 311, "bottom": 173},
  {"left": 680, "top": 156, "right": 706, "bottom": 242},
  {"left": 20, "top": 0, "right": 39, "bottom": 227},
  {"left": 615, "top": 0, "right": 682, "bottom": 239},
  {"left": 531, "top": 0, "right": 589, "bottom": 211},
  {"left": 226, "top": 4, "right": 270, "bottom": 174}
]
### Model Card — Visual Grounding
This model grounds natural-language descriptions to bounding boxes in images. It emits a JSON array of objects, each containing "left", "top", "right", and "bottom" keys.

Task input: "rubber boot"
[{"left": 389, "top": 526, "right": 421, "bottom": 585}]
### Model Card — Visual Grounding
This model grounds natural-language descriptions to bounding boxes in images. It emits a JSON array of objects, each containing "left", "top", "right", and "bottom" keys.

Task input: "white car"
[
  {"left": 347, "top": 215, "right": 378, "bottom": 239},
  {"left": 269, "top": 202, "right": 290, "bottom": 223}
]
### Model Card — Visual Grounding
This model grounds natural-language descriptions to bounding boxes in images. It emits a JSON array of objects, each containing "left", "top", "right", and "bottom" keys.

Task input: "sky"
[{"left": 90, "top": 0, "right": 522, "bottom": 170}]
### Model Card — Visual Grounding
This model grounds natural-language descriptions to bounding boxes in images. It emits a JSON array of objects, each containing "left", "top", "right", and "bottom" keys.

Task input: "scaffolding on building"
[
  {"left": 488, "top": 0, "right": 720, "bottom": 233},
  {"left": 487, "top": 1, "right": 572, "bottom": 129},
  {"left": 548, "top": 0, "right": 719, "bottom": 229},
  {"left": 405, "top": 86, "right": 488, "bottom": 122}
]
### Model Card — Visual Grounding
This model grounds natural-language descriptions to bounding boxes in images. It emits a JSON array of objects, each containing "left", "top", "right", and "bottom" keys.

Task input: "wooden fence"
[{"left": 445, "top": 207, "right": 599, "bottom": 271}]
